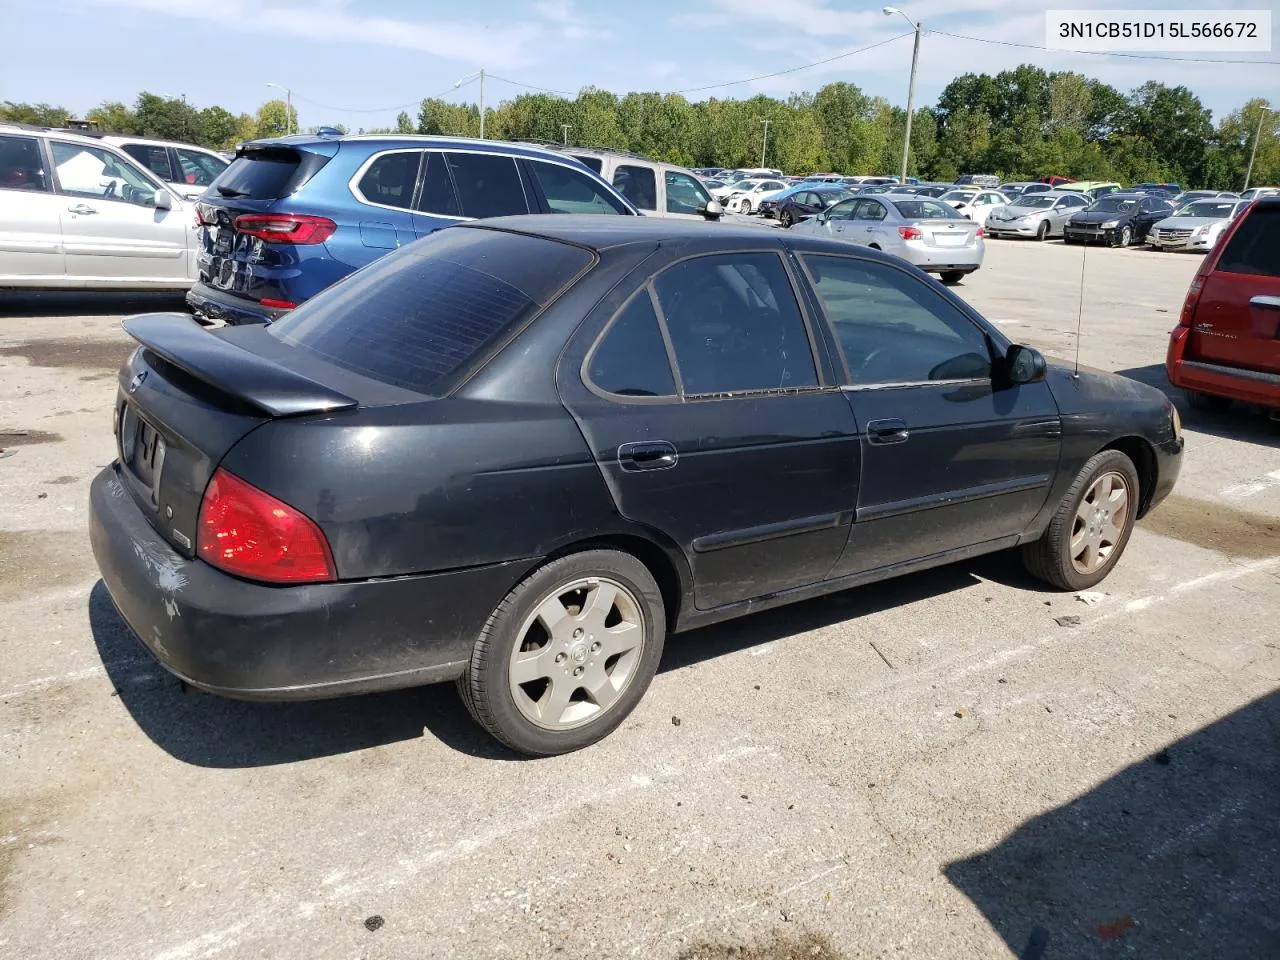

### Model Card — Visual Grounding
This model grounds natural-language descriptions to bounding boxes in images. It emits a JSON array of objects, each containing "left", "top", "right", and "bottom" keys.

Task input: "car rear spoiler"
[{"left": 122, "top": 313, "right": 357, "bottom": 418}]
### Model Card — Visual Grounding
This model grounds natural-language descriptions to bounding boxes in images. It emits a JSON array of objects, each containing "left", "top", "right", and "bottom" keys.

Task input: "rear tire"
[
  {"left": 1185, "top": 390, "right": 1231, "bottom": 413},
  {"left": 1036, "top": 221, "right": 1049, "bottom": 241},
  {"left": 1021, "top": 450, "right": 1140, "bottom": 591},
  {"left": 941, "top": 271, "right": 965, "bottom": 285},
  {"left": 780, "top": 210, "right": 793, "bottom": 228},
  {"left": 458, "top": 549, "right": 666, "bottom": 756}
]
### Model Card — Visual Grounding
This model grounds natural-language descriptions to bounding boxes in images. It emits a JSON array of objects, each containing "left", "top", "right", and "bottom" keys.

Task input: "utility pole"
[
  {"left": 266, "top": 83, "right": 293, "bottom": 135},
  {"left": 562, "top": 123, "right": 572, "bottom": 146},
  {"left": 479, "top": 69, "right": 485, "bottom": 139},
  {"left": 884, "top": 7, "right": 921, "bottom": 184},
  {"left": 1242, "top": 107, "right": 1267, "bottom": 192},
  {"left": 760, "top": 119, "right": 770, "bottom": 168}
]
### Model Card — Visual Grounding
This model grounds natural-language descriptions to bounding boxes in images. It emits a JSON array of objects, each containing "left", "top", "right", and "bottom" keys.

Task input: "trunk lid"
[
  {"left": 917, "top": 219, "right": 977, "bottom": 247},
  {"left": 195, "top": 141, "right": 336, "bottom": 299},
  {"left": 1188, "top": 203, "right": 1280, "bottom": 373},
  {"left": 114, "top": 314, "right": 357, "bottom": 557}
]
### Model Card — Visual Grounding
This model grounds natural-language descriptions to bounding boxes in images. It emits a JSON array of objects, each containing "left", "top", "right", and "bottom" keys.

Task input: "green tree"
[
  {"left": 85, "top": 101, "right": 140, "bottom": 135},
  {"left": 0, "top": 101, "right": 70, "bottom": 126},
  {"left": 134, "top": 92, "right": 203, "bottom": 142},
  {"left": 395, "top": 111, "right": 414, "bottom": 134},
  {"left": 1121, "top": 82, "right": 1213, "bottom": 186},
  {"left": 199, "top": 106, "right": 238, "bottom": 149},
  {"left": 255, "top": 99, "right": 298, "bottom": 139}
]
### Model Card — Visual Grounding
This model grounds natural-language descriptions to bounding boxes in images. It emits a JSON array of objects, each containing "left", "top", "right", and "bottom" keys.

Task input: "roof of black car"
[{"left": 464, "top": 215, "right": 802, "bottom": 251}]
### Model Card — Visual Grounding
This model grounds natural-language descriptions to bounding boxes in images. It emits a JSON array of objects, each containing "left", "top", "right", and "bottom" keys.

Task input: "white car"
[
  {"left": 101, "top": 135, "right": 229, "bottom": 201},
  {"left": 717, "top": 178, "right": 788, "bottom": 214},
  {"left": 941, "top": 188, "right": 1012, "bottom": 221},
  {"left": 0, "top": 124, "right": 196, "bottom": 290}
]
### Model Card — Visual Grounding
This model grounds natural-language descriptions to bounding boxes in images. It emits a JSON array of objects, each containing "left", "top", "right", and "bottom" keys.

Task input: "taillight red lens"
[
  {"left": 233, "top": 214, "right": 337, "bottom": 245},
  {"left": 1179, "top": 276, "right": 1205, "bottom": 327},
  {"left": 975, "top": 227, "right": 985, "bottom": 238},
  {"left": 197, "top": 468, "right": 336, "bottom": 584},
  {"left": 898, "top": 225, "right": 923, "bottom": 240},
  {"left": 259, "top": 298, "right": 298, "bottom": 310}
]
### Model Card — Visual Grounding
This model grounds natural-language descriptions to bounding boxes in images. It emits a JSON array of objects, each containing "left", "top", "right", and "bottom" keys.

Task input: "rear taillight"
[
  {"left": 1179, "top": 276, "right": 1206, "bottom": 327},
  {"left": 898, "top": 225, "right": 923, "bottom": 240},
  {"left": 259, "top": 298, "right": 298, "bottom": 310},
  {"left": 233, "top": 213, "right": 337, "bottom": 245},
  {"left": 975, "top": 227, "right": 985, "bottom": 237},
  {"left": 197, "top": 468, "right": 335, "bottom": 584}
]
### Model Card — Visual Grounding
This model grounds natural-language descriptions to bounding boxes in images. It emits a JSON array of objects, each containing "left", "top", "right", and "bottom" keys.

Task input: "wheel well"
[
  {"left": 545, "top": 535, "right": 685, "bottom": 631},
  {"left": 868, "top": 243, "right": 881, "bottom": 250},
  {"left": 1103, "top": 436, "right": 1157, "bottom": 515}
]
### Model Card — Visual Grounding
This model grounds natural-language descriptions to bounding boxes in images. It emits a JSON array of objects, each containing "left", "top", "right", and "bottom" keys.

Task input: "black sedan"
[
  {"left": 775, "top": 186, "right": 852, "bottom": 226},
  {"left": 90, "top": 217, "right": 1184, "bottom": 756},
  {"left": 1063, "top": 193, "right": 1177, "bottom": 246}
]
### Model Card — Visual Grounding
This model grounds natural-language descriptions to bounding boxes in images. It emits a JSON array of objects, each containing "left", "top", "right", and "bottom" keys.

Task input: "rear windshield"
[
  {"left": 1216, "top": 206, "right": 1280, "bottom": 278},
  {"left": 572, "top": 155, "right": 603, "bottom": 174},
  {"left": 892, "top": 199, "right": 963, "bottom": 220},
  {"left": 268, "top": 227, "right": 595, "bottom": 392},
  {"left": 211, "top": 146, "right": 326, "bottom": 199}
]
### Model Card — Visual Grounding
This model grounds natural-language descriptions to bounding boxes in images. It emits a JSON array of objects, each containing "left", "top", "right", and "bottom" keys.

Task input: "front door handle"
[
  {"left": 866, "top": 419, "right": 909, "bottom": 445},
  {"left": 68, "top": 203, "right": 98, "bottom": 215},
  {"left": 618, "top": 440, "right": 678, "bottom": 472}
]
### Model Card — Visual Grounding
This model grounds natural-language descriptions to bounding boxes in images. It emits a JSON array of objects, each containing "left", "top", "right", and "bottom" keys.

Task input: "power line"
[
  {"left": 285, "top": 81, "right": 467, "bottom": 115},
  {"left": 931, "top": 28, "right": 1280, "bottom": 66},
  {"left": 485, "top": 73, "right": 576, "bottom": 97},
  {"left": 672, "top": 32, "right": 913, "bottom": 94}
]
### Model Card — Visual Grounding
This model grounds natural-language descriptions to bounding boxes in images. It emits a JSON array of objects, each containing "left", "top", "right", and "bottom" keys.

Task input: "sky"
[{"left": 3, "top": 0, "right": 1277, "bottom": 129}]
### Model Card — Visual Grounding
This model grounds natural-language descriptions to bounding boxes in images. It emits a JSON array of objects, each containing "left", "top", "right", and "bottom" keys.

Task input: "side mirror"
[
  {"left": 700, "top": 199, "right": 724, "bottom": 220},
  {"left": 154, "top": 189, "right": 173, "bottom": 210},
  {"left": 816, "top": 210, "right": 829, "bottom": 223},
  {"left": 1005, "top": 344, "right": 1046, "bottom": 385}
]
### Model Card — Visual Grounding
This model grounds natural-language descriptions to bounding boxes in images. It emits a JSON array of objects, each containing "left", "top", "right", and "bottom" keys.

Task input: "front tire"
[
  {"left": 1117, "top": 225, "right": 1132, "bottom": 247},
  {"left": 1035, "top": 221, "right": 1049, "bottom": 241},
  {"left": 1021, "top": 450, "right": 1140, "bottom": 591},
  {"left": 780, "top": 210, "right": 794, "bottom": 228},
  {"left": 458, "top": 549, "right": 666, "bottom": 756}
]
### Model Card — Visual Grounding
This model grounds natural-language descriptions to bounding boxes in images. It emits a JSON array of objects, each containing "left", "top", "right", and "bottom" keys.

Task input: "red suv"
[{"left": 1167, "top": 197, "right": 1280, "bottom": 410}]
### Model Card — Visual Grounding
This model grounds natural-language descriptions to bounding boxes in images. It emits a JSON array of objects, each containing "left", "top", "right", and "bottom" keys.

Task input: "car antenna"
[{"left": 1073, "top": 241, "right": 1086, "bottom": 378}]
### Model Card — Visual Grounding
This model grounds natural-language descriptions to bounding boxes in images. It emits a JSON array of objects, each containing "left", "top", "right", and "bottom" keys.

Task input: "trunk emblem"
[{"left": 128, "top": 371, "right": 147, "bottom": 394}]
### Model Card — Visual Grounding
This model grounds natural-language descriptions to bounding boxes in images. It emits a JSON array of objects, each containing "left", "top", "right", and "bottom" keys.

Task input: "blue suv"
[{"left": 188, "top": 135, "right": 638, "bottom": 324}]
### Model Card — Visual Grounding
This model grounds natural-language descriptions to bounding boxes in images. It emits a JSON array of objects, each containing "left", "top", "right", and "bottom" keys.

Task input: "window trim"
[
  {"left": 46, "top": 138, "right": 171, "bottom": 207},
  {"left": 0, "top": 133, "right": 54, "bottom": 194},
  {"left": 613, "top": 163, "right": 658, "bottom": 212},
  {"left": 171, "top": 145, "right": 230, "bottom": 187},
  {"left": 349, "top": 148, "right": 432, "bottom": 216},
  {"left": 120, "top": 141, "right": 175, "bottom": 183},
  {"left": 795, "top": 251, "right": 1002, "bottom": 390}
]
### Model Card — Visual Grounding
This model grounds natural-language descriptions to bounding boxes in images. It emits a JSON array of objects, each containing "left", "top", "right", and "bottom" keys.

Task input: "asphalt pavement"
[{"left": 1, "top": 239, "right": 1278, "bottom": 960}]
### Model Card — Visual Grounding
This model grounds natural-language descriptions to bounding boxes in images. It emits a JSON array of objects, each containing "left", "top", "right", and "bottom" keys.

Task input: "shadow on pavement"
[
  {"left": 1117, "top": 363, "right": 1279, "bottom": 448},
  {"left": 91, "top": 549, "right": 1044, "bottom": 766},
  {"left": 0, "top": 290, "right": 189, "bottom": 318},
  {"left": 945, "top": 690, "right": 1280, "bottom": 959}
]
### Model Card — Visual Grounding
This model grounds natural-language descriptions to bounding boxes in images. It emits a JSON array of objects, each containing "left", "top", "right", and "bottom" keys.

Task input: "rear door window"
[
  {"left": 416, "top": 151, "right": 461, "bottom": 218},
  {"left": 174, "top": 148, "right": 227, "bottom": 187},
  {"left": 1216, "top": 206, "right": 1280, "bottom": 278},
  {"left": 586, "top": 291, "right": 677, "bottom": 397},
  {"left": 0, "top": 135, "right": 50, "bottom": 192},
  {"left": 268, "top": 228, "right": 594, "bottom": 393},
  {"left": 356, "top": 151, "right": 421, "bottom": 210},
  {"left": 529, "top": 161, "right": 630, "bottom": 214},
  {"left": 122, "top": 143, "right": 174, "bottom": 181},
  {"left": 571, "top": 155, "right": 603, "bottom": 174},
  {"left": 613, "top": 165, "right": 657, "bottom": 211},
  {"left": 652, "top": 253, "right": 818, "bottom": 395},
  {"left": 442, "top": 152, "right": 528, "bottom": 219}
]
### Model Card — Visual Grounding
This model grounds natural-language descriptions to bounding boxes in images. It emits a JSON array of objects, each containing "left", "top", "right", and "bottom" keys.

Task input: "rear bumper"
[
  {"left": 89, "top": 465, "right": 528, "bottom": 700},
  {"left": 186, "top": 283, "right": 287, "bottom": 326},
  {"left": 1166, "top": 327, "right": 1280, "bottom": 408},
  {"left": 901, "top": 240, "right": 984, "bottom": 273}
]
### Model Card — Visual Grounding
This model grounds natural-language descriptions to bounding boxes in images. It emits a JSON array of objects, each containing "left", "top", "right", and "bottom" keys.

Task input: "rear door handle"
[
  {"left": 1250, "top": 295, "right": 1280, "bottom": 311},
  {"left": 68, "top": 203, "right": 98, "bottom": 215},
  {"left": 617, "top": 440, "right": 678, "bottom": 472},
  {"left": 866, "top": 419, "right": 909, "bottom": 445}
]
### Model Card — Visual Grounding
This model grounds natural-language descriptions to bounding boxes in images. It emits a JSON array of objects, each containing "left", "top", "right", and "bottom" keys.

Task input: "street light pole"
[
  {"left": 562, "top": 123, "right": 572, "bottom": 146},
  {"left": 761, "top": 119, "right": 771, "bottom": 168},
  {"left": 455, "top": 70, "right": 486, "bottom": 139},
  {"left": 883, "top": 7, "right": 921, "bottom": 184},
  {"left": 1242, "top": 107, "right": 1268, "bottom": 192},
  {"left": 266, "top": 83, "right": 293, "bottom": 135}
]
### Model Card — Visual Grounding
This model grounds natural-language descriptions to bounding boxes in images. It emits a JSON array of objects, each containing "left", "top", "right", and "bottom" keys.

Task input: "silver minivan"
[{"left": 564, "top": 148, "right": 724, "bottom": 220}]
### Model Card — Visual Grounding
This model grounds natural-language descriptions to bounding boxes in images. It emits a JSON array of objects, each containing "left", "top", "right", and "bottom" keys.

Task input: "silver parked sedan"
[
  {"left": 1147, "top": 198, "right": 1251, "bottom": 252},
  {"left": 790, "top": 193, "right": 984, "bottom": 284},
  {"left": 984, "top": 190, "right": 1091, "bottom": 240}
]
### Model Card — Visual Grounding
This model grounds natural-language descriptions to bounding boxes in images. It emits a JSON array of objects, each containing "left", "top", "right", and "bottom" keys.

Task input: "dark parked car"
[
  {"left": 775, "top": 185, "right": 851, "bottom": 226},
  {"left": 1063, "top": 193, "right": 1175, "bottom": 246},
  {"left": 90, "top": 217, "right": 1183, "bottom": 756},
  {"left": 1167, "top": 196, "right": 1280, "bottom": 410}
]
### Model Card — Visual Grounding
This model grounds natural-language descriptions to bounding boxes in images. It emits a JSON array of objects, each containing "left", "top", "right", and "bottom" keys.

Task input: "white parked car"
[
  {"left": 563, "top": 148, "right": 723, "bottom": 220},
  {"left": 101, "top": 135, "right": 229, "bottom": 201},
  {"left": 717, "top": 177, "right": 788, "bottom": 214},
  {"left": 0, "top": 124, "right": 196, "bottom": 290},
  {"left": 941, "top": 188, "right": 1010, "bottom": 220}
]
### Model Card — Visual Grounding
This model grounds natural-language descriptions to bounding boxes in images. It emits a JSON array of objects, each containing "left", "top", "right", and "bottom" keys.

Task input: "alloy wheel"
[
  {"left": 1069, "top": 472, "right": 1130, "bottom": 574},
  {"left": 507, "top": 577, "right": 646, "bottom": 730}
]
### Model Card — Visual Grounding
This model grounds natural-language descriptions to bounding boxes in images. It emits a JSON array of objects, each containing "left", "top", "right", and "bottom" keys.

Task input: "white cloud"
[{"left": 92, "top": 0, "right": 597, "bottom": 68}]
